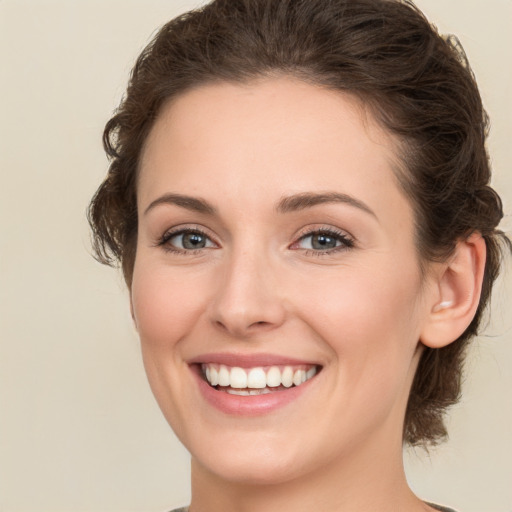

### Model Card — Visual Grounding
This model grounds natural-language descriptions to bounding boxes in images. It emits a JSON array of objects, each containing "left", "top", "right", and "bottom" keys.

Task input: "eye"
[
  {"left": 159, "top": 228, "right": 217, "bottom": 253},
  {"left": 292, "top": 228, "right": 354, "bottom": 254}
]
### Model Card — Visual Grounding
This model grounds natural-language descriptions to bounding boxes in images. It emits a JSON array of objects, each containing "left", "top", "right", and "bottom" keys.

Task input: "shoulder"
[
  {"left": 168, "top": 505, "right": 457, "bottom": 512},
  {"left": 168, "top": 505, "right": 456, "bottom": 512},
  {"left": 168, "top": 506, "right": 456, "bottom": 512},
  {"left": 427, "top": 503, "right": 459, "bottom": 512}
]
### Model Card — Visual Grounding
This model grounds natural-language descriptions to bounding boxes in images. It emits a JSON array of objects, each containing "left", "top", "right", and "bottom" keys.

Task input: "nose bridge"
[{"left": 209, "top": 240, "right": 285, "bottom": 337}]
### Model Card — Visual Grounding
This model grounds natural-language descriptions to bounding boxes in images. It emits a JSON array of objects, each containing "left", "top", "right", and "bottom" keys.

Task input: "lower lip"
[{"left": 191, "top": 365, "right": 317, "bottom": 416}]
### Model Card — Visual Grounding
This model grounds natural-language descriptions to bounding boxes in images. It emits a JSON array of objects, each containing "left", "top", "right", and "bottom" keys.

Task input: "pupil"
[
  {"left": 183, "top": 232, "right": 206, "bottom": 249},
  {"left": 312, "top": 233, "right": 336, "bottom": 250}
]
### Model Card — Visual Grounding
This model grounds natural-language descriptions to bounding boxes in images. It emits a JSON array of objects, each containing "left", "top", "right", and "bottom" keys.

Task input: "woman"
[{"left": 88, "top": 0, "right": 509, "bottom": 510}]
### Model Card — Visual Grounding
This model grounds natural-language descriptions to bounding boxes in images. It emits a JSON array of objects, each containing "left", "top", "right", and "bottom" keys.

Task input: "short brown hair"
[{"left": 88, "top": 0, "right": 510, "bottom": 446}]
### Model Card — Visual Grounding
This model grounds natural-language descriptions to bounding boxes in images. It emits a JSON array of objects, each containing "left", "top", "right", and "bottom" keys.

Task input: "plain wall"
[{"left": 0, "top": 1, "right": 510, "bottom": 511}]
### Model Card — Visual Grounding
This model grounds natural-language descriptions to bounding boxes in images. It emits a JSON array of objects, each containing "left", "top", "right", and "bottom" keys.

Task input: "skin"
[{"left": 131, "top": 76, "right": 483, "bottom": 512}]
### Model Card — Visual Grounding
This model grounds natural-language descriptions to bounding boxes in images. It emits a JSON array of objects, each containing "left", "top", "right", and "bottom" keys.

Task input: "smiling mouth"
[{"left": 200, "top": 363, "right": 321, "bottom": 396}]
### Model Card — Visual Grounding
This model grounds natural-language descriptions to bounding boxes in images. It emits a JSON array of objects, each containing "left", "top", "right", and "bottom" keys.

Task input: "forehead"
[{"left": 138, "top": 76, "right": 411, "bottom": 232}]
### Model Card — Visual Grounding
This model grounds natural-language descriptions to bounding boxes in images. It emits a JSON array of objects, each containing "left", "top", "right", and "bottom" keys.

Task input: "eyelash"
[
  {"left": 292, "top": 227, "right": 355, "bottom": 257},
  {"left": 157, "top": 226, "right": 216, "bottom": 255},
  {"left": 156, "top": 226, "right": 355, "bottom": 256}
]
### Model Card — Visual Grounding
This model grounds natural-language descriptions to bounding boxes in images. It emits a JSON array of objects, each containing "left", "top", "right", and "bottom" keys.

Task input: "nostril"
[
  {"left": 214, "top": 320, "right": 227, "bottom": 331},
  {"left": 210, "top": 299, "right": 286, "bottom": 336},
  {"left": 249, "top": 320, "right": 272, "bottom": 330}
]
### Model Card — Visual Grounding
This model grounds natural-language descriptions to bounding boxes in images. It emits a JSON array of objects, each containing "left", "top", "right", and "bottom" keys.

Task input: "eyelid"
[
  {"left": 289, "top": 225, "right": 356, "bottom": 253},
  {"left": 293, "top": 224, "right": 355, "bottom": 241},
  {"left": 156, "top": 224, "right": 220, "bottom": 253},
  {"left": 155, "top": 223, "right": 355, "bottom": 256}
]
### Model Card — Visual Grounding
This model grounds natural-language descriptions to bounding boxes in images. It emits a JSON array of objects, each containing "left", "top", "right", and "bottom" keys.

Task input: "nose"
[{"left": 208, "top": 247, "right": 287, "bottom": 338}]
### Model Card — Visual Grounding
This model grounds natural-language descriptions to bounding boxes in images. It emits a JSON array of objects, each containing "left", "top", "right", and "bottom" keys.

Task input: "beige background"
[{"left": 0, "top": 1, "right": 510, "bottom": 511}]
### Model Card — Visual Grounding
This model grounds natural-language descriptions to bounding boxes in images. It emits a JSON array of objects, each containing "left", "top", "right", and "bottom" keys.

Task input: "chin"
[
  {"left": 194, "top": 449, "right": 307, "bottom": 486},
  {"left": 185, "top": 427, "right": 312, "bottom": 485}
]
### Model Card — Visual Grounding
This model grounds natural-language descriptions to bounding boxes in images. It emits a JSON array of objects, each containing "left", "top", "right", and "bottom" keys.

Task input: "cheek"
[
  {"left": 131, "top": 260, "right": 206, "bottom": 349},
  {"left": 292, "top": 258, "right": 423, "bottom": 384},
  {"left": 297, "top": 259, "right": 421, "bottom": 336},
  {"left": 294, "top": 262, "right": 423, "bottom": 437},
  {"left": 130, "top": 258, "right": 211, "bottom": 437}
]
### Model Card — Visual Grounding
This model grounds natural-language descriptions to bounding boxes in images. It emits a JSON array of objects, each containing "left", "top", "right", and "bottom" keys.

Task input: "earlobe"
[{"left": 420, "top": 233, "right": 486, "bottom": 349}]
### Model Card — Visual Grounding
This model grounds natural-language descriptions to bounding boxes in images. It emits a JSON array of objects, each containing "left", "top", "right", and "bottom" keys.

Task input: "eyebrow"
[
  {"left": 276, "top": 192, "right": 377, "bottom": 219},
  {"left": 143, "top": 191, "right": 376, "bottom": 219},
  {"left": 144, "top": 193, "right": 217, "bottom": 216}
]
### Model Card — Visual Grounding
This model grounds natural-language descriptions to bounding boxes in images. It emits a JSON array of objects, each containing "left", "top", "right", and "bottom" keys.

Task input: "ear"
[{"left": 420, "top": 233, "right": 486, "bottom": 349}]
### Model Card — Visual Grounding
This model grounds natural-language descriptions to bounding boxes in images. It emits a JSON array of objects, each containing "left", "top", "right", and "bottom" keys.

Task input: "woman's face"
[{"left": 132, "top": 77, "right": 434, "bottom": 484}]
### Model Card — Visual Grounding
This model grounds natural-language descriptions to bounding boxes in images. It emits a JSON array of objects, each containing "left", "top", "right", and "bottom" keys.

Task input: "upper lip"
[{"left": 187, "top": 352, "right": 321, "bottom": 368}]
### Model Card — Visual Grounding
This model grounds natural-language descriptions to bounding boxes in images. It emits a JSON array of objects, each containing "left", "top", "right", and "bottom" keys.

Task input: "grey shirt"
[{"left": 169, "top": 504, "right": 457, "bottom": 512}]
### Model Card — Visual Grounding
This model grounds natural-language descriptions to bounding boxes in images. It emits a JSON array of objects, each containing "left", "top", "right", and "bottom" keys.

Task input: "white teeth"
[
  {"left": 226, "top": 389, "right": 250, "bottom": 396},
  {"left": 293, "top": 369, "right": 305, "bottom": 386},
  {"left": 249, "top": 388, "right": 272, "bottom": 395},
  {"left": 218, "top": 365, "right": 230, "bottom": 386},
  {"left": 247, "top": 367, "right": 267, "bottom": 388},
  {"left": 306, "top": 367, "right": 317, "bottom": 380},
  {"left": 209, "top": 366, "right": 219, "bottom": 386},
  {"left": 266, "top": 366, "right": 281, "bottom": 387},
  {"left": 281, "top": 366, "right": 294, "bottom": 388},
  {"left": 230, "top": 367, "right": 247, "bottom": 388},
  {"left": 202, "top": 363, "right": 320, "bottom": 391},
  {"left": 227, "top": 388, "right": 272, "bottom": 396}
]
